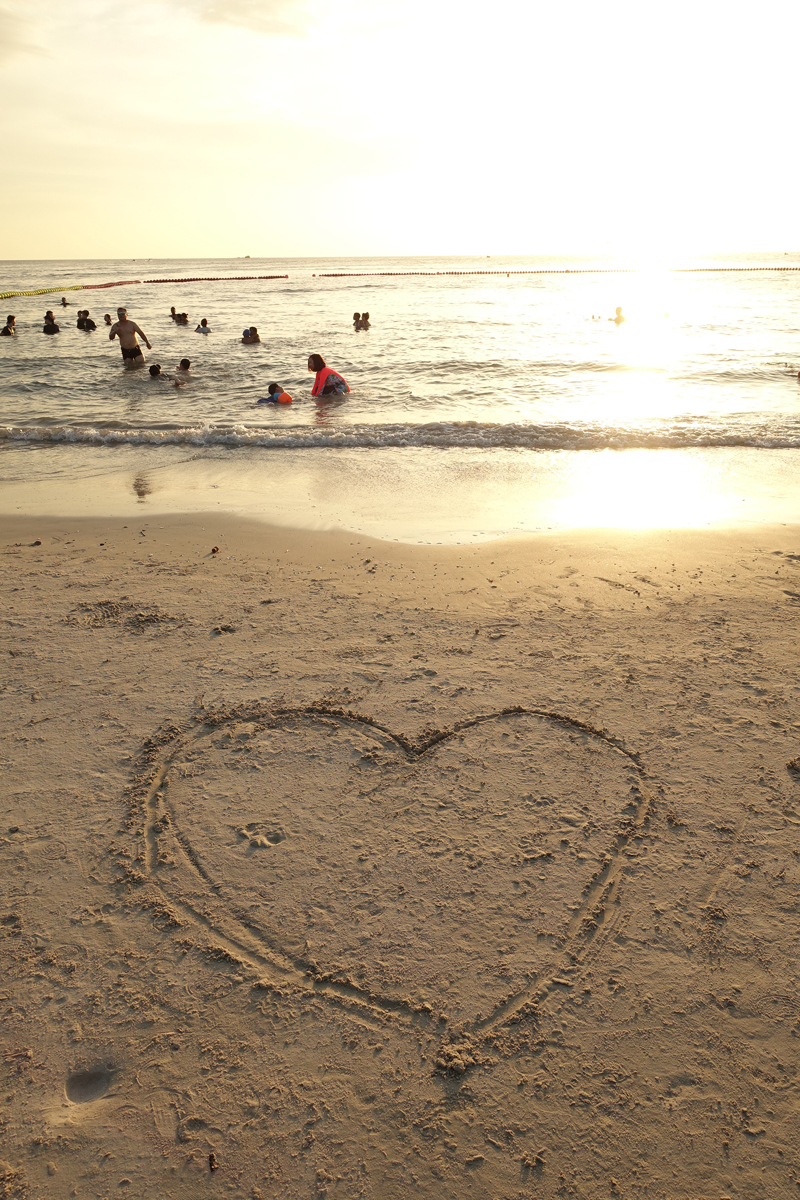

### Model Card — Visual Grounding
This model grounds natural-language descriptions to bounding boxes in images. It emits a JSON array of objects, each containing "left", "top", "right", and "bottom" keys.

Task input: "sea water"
[{"left": 2, "top": 254, "right": 799, "bottom": 541}]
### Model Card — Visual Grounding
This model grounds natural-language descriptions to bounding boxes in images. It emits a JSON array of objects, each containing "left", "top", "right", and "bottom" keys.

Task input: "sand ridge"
[{"left": 1, "top": 516, "right": 800, "bottom": 1198}]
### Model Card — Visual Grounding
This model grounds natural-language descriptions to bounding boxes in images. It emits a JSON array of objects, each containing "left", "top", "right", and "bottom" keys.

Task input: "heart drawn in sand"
[{"left": 125, "top": 705, "right": 651, "bottom": 1037}]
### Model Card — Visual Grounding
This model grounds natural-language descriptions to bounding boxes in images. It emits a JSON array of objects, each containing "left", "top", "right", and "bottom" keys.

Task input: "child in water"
[
  {"left": 308, "top": 354, "right": 349, "bottom": 396},
  {"left": 257, "top": 382, "right": 292, "bottom": 404},
  {"left": 149, "top": 364, "right": 185, "bottom": 388}
]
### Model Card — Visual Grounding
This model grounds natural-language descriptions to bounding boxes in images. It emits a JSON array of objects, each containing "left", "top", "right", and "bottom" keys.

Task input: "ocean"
[{"left": 2, "top": 254, "right": 799, "bottom": 541}]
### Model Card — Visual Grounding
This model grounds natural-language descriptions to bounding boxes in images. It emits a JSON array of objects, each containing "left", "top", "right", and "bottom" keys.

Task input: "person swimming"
[
  {"left": 609, "top": 306, "right": 626, "bottom": 325},
  {"left": 149, "top": 363, "right": 185, "bottom": 387},
  {"left": 353, "top": 312, "right": 361, "bottom": 329},
  {"left": 104, "top": 313, "right": 112, "bottom": 326},
  {"left": 43, "top": 315, "right": 60, "bottom": 334},
  {"left": 360, "top": 311, "right": 370, "bottom": 329},
  {"left": 257, "top": 382, "right": 293, "bottom": 404},
  {"left": 242, "top": 327, "right": 260, "bottom": 344},
  {"left": 308, "top": 353, "right": 349, "bottom": 396},
  {"left": 196, "top": 318, "right": 210, "bottom": 333}
]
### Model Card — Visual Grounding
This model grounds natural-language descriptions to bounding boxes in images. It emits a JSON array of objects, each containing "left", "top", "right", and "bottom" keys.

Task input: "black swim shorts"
[{"left": 122, "top": 344, "right": 143, "bottom": 360}]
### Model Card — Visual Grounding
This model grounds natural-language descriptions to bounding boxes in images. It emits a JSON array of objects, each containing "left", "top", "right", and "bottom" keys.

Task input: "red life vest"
[{"left": 311, "top": 367, "right": 349, "bottom": 397}]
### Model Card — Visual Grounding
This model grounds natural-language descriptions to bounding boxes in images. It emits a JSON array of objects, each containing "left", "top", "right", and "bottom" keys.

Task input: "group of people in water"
[{"left": 3, "top": 298, "right": 352, "bottom": 401}]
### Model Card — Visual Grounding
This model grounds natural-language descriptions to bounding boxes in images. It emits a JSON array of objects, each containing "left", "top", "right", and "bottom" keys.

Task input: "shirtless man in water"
[{"left": 109, "top": 307, "right": 152, "bottom": 364}]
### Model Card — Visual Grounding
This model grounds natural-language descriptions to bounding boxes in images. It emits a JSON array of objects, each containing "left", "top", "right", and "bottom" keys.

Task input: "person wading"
[{"left": 109, "top": 307, "right": 152, "bottom": 364}]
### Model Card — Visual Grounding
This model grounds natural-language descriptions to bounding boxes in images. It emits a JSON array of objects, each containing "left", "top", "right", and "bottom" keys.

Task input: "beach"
[
  {"left": 7, "top": 0, "right": 800, "bottom": 1177},
  {"left": 2, "top": 511, "right": 799, "bottom": 1198}
]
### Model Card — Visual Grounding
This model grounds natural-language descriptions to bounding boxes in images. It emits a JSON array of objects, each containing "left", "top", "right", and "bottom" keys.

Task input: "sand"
[{"left": 1, "top": 514, "right": 799, "bottom": 1199}]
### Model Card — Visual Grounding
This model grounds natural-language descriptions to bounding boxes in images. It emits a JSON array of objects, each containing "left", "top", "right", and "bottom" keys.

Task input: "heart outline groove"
[{"left": 116, "top": 701, "right": 654, "bottom": 1074}]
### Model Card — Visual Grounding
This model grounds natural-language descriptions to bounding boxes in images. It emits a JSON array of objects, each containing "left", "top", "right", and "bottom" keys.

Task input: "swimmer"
[
  {"left": 608, "top": 306, "right": 625, "bottom": 325},
  {"left": 176, "top": 358, "right": 191, "bottom": 372},
  {"left": 176, "top": 312, "right": 189, "bottom": 324},
  {"left": 0, "top": 315, "right": 15, "bottom": 336},
  {"left": 76, "top": 311, "right": 87, "bottom": 330},
  {"left": 83, "top": 311, "right": 97, "bottom": 331},
  {"left": 149, "top": 363, "right": 185, "bottom": 388},
  {"left": 308, "top": 353, "right": 349, "bottom": 396},
  {"left": 43, "top": 316, "right": 60, "bottom": 335},
  {"left": 196, "top": 318, "right": 210, "bottom": 333},
  {"left": 170, "top": 306, "right": 178, "bottom": 320},
  {"left": 109, "top": 307, "right": 151, "bottom": 365},
  {"left": 60, "top": 296, "right": 69, "bottom": 307},
  {"left": 360, "top": 311, "right": 370, "bottom": 329},
  {"left": 257, "top": 381, "right": 293, "bottom": 404},
  {"left": 353, "top": 311, "right": 361, "bottom": 329},
  {"left": 104, "top": 313, "right": 112, "bottom": 326},
  {"left": 242, "top": 326, "right": 260, "bottom": 344}
]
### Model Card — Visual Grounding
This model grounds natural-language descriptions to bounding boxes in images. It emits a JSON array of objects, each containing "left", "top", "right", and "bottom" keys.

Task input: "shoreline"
[
  {"left": 2, "top": 513, "right": 799, "bottom": 1197},
  {"left": 3, "top": 443, "right": 800, "bottom": 543}
]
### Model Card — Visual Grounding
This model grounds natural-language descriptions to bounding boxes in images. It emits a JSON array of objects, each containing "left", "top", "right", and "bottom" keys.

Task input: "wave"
[{"left": 2, "top": 420, "right": 800, "bottom": 452}]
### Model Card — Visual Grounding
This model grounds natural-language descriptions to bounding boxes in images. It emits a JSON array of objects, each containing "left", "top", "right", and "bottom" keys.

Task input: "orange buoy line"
[
  {"left": 80, "top": 280, "right": 142, "bottom": 290},
  {"left": 3, "top": 266, "right": 797, "bottom": 300},
  {"left": 316, "top": 267, "right": 800, "bottom": 278},
  {"left": 674, "top": 266, "right": 800, "bottom": 272},
  {"left": 141, "top": 275, "right": 289, "bottom": 283},
  {"left": 0, "top": 275, "right": 289, "bottom": 300},
  {"left": 315, "top": 269, "right": 639, "bottom": 277}
]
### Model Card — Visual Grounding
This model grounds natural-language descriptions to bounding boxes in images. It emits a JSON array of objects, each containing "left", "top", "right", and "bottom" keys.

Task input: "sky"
[{"left": 2, "top": 0, "right": 799, "bottom": 259}]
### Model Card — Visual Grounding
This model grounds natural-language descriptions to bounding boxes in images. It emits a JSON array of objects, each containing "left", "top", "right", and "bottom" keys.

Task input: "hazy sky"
[{"left": 2, "top": 0, "right": 798, "bottom": 258}]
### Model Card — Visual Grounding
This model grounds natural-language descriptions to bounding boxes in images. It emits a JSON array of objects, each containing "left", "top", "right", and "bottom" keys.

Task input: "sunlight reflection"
[
  {"left": 551, "top": 449, "right": 729, "bottom": 528},
  {"left": 583, "top": 271, "right": 686, "bottom": 424},
  {"left": 611, "top": 275, "right": 677, "bottom": 365}
]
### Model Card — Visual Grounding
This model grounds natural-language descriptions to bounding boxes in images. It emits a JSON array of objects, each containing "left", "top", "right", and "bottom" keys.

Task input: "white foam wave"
[{"left": 2, "top": 420, "right": 800, "bottom": 451}]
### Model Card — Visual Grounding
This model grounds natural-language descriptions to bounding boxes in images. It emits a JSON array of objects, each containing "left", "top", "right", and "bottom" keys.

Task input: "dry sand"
[{"left": 1, "top": 514, "right": 799, "bottom": 1199}]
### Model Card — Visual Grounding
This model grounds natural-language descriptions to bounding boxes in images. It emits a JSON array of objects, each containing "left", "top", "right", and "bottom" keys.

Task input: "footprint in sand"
[
  {"left": 65, "top": 1066, "right": 115, "bottom": 1103},
  {"left": 236, "top": 823, "right": 286, "bottom": 849}
]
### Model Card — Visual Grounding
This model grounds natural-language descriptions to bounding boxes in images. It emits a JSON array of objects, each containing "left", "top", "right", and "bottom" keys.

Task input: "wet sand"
[{"left": 1, "top": 514, "right": 799, "bottom": 1198}]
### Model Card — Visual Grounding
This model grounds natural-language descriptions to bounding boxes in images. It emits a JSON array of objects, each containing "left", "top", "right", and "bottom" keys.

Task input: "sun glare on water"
[{"left": 578, "top": 269, "right": 690, "bottom": 426}]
